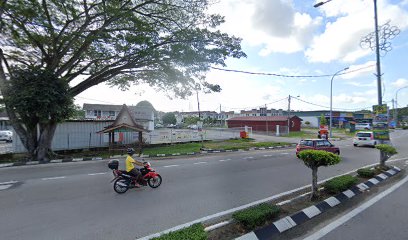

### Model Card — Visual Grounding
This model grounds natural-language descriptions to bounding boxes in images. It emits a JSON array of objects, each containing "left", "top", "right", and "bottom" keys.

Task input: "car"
[
  {"left": 353, "top": 131, "right": 376, "bottom": 147},
  {"left": 296, "top": 139, "right": 340, "bottom": 157},
  {"left": 0, "top": 130, "right": 13, "bottom": 142},
  {"left": 355, "top": 123, "right": 371, "bottom": 130}
]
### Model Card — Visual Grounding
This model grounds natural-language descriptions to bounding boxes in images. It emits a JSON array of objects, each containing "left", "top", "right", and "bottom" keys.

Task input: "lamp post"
[
  {"left": 395, "top": 86, "right": 408, "bottom": 126},
  {"left": 314, "top": 0, "right": 382, "bottom": 105},
  {"left": 330, "top": 67, "right": 349, "bottom": 138}
]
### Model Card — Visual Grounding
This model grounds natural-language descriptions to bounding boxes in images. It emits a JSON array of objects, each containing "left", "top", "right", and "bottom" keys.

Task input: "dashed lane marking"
[
  {"left": 264, "top": 155, "right": 273, "bottom": 157},
  {"left": 88, "top": 172, "right": 108, "bottom": 176},
  {"left": 219, "top": 159, "right": 232, "bottom": 162},
  {"left": 41, "top": 176, "right": 66, "bottom": 181},
  {"left": 194, "top": 162, "right": 207, "bottom": 165},
  {"left": 163, "top": 165, "right": 179, "bottom": 168}
]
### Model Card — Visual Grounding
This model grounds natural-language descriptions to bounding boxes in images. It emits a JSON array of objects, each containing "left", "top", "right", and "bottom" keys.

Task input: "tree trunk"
[
  {"left": 310, "top": 167, "right": 319, "bottom": 201},
  {"left": 379, "top": 151, "right": 389, "bottom": 169}
]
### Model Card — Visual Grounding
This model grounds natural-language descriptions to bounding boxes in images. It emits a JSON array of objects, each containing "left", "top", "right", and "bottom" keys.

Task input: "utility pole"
[
  {"left": 392, "top": 99, "right": 396, "bottom": 123},
  {"left": 196, "top": 91, "right": 201, "bottom": 119},
  {"left": 287, "top": 95, "right": 291, "bottom": 135},
  {"left": 373, "top": 0, "right": 382, "bottom": 105}
]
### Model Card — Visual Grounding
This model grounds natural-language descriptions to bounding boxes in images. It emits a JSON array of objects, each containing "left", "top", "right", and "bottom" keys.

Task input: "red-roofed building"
[{"left": 226, "top": 116, "right": 302, "bottom": 132}]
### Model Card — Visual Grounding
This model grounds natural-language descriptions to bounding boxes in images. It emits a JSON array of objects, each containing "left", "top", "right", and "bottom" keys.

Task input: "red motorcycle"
[{"left": 108, "top": 159, "right": 162, "bottom": 194}]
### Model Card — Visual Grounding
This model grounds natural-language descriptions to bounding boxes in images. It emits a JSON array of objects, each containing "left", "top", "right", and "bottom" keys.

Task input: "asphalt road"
[{"left": 0, "top": 130, "right": 406, "bottom": 240}]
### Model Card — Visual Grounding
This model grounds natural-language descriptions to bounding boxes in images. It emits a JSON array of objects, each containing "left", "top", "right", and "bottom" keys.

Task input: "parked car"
[
  {"left": 353, "top": 131, "right": 376, "bottom": 147},
  {"left": 296, "top": 139, "right": 340, "bottom": 157},
  {"left": 0, "top": 130, "right": 13, "bottom": 142},
  {"left": 355, "top": 123, "right": 371, "bottom": 130}
]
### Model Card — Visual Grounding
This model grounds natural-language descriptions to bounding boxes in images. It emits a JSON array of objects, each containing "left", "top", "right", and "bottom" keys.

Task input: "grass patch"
[
  {"left": 151, "top": 224, "right": 206, "bottom": 240},
  {"left": 232, "top": 203, "right": 280, "bottom": 230},
  {"left": 286, "top": 131, "right": 316, "bottom": 139},
  {"left": 323, "top": 175, "right": 358, "bottom": 194},
  {"left": 203, "top": 139, "right": 288, "bottom": 151},
  {"left": 142, "top": 143, "right": 202, "bottom": 155}
]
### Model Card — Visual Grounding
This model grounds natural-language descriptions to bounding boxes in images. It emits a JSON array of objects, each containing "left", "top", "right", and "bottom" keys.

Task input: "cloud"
[
  {"left": 391, "top": 78, "right": 408, "bottom": 88},
  {"left": 340, "top": 61, "right": 376, "bottom": 80},
  {"left": 306, "top": 0, "right": 408, "bottom": 63},
  {"left": 209, "top": 0, "right": 321, "bottom": 55}
]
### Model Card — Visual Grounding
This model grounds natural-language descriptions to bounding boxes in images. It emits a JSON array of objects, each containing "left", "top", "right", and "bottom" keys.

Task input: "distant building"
[
  {"left": 83, "top": 101, "right": 155, "bottom": 131},
  {"left": 227, "top": 115, "right": 302, "bottom": 132}
]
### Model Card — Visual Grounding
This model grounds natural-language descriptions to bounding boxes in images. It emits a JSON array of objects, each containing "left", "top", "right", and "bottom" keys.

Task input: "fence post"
[{"left": 89, "top": 132, "right": 92, "bottom": 149}]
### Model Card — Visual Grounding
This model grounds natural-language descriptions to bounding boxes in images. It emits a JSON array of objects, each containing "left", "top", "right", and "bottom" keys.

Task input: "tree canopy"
[{"left": 0, "top": 0, "right": 245, "bottom": 161}]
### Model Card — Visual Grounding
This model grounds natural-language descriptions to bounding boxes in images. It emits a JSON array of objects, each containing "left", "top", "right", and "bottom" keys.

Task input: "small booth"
[{"left": 97, "top": 104, "right": 149, "bottom": 155}]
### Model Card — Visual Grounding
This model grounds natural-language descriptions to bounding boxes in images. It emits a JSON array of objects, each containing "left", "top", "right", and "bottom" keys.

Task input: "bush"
[
  {"left": 323, "top": 175, "right": 358, "bottom": 194},
  {"left": 402, "top": 126, "right": 408, "bottom": 130},
  {"left": 357, "top": 168, "right": 376, "bottom": 178},
  {"left": 232, "top": 203, "right": 280, "bottom": 230},
  {"left": 151, "top": 224, "right": 206, "bottom": 240},
  {"left": 375, "top": 144, "right": 397, "bottom": 155}
]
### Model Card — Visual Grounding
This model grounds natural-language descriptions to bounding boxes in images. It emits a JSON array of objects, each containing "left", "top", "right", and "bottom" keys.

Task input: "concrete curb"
[
  {"left": 236, "top": 166, "right": 402, "bottom": 240},
  {"left": 0, "top": 144, "right": 297, "bottom": 169}
]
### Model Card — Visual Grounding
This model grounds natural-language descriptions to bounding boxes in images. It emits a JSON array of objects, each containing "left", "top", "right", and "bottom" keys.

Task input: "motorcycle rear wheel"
[
  {"left": 147, "top": 175, "right": 162, "bottom": 188},
  {"left": 114, "top": 178, "right": 129, "bottom": 194}
]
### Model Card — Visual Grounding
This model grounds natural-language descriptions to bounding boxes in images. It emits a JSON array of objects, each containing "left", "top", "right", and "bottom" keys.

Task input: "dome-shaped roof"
[{"left": 135, "top": 100, "right": 155, "bottom": 110}]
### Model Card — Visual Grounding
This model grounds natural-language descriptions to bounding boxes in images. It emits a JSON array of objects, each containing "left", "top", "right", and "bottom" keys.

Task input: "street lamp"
[
  {"left": 395, "top": 86, "right": 408, "bottom": 126},
  {"left": 330, "top": 67, "right": 349, "bottom": 138},
  {"left": 314, "top": 0, "right": 383, "bottom": 105}
]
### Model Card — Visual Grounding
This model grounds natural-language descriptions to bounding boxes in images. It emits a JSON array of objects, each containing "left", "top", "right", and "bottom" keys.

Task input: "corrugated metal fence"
[{"left": 11, "top": 122, "right": 249, "bottom": 153}]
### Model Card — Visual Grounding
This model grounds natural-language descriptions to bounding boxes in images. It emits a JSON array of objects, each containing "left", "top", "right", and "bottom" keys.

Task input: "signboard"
[{"left": 372, "top": 104, "right": 389, "bottom": 140}]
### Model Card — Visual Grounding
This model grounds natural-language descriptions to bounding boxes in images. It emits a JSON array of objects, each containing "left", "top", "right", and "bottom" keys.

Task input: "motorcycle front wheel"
[
  {"left": 113, "top": 178, "right": 129, "bottom": 194},
  {"left": 147, "top": 175, "right": 162, "bottom": 188}
]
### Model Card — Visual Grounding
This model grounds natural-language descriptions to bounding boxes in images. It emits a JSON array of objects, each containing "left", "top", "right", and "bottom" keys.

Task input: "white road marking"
[
  {"left": 163, "top": 165, "right": 179, "bottom": 168},
  {"left": 264, "top": 155, "right": 273, "bottom": 157},
  {"left": 303, "top": 175, "right": 408, "bottom": 240},
  {"left": 88, "top": 172, "right": 108, "bottom": 176},
  {"left": 194, "top": 162, "right": 207, "bottom": 165},
  {"left": 0, "top": 184, "right": 12, "bottom": 190},
  {"left": 41, "top": 176, "right": 66, "bottom": 181},
  {"left": 0, "top": 181, "right": 18, "bottom": 185},
  {"left": 244, "top": 157, "right": 254, "bottom": 159},
  {"left": 219, "top": 159, "right": 232, "bottom": 162},
  {"left": 280, "top": 153, "right": 289, "bottom": 155}
]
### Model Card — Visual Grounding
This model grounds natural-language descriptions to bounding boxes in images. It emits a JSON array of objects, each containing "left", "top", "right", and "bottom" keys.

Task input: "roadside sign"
[{"left": 372, "top": 104, "right": 390, "bottom": 140}]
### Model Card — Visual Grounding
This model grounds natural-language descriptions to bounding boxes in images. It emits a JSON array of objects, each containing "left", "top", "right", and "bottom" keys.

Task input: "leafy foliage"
[
  {"left": 3, "top": 67, "right": 73, "bottom": 124},
  {"left": 320, "top": 114, "right": 327, "bottom": 126},
  {"left": 151, "top": 224, "right": 206, "bottom": 240},
  {"left": 323, "top": 175, "right": 358, "bottom": 194},
  {"left": 375, "top": 144, "right": 397, "bottom": 155},
  {"left": 162, "top": 112, "right": 176, "bottom": 125},
  {"left": 298, "top": 150, "right": 341, "bottom": 169},
  {"left": 233, "top": 204, "right": 280, "bottom": 230},
  {"left": 357, "top": 168, "right": 376, "bottom": 178}
]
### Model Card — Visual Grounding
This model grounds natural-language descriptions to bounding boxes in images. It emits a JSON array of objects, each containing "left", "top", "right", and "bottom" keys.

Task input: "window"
[
  {"left": 316, "top": 141, "right": 326, "bottom": 147},
  {"left": 109, "top": 111, "right": 115, "bottom": 116},
  {"left": 93, "top": 110, "right": 101, "bottom": 117},
  {"left": 323, "top": 140, "right": 332, "bottom": 147}
]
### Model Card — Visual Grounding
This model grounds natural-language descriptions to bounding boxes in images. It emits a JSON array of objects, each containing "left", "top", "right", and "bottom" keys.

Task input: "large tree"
[{"left": 0, "top": 0, "right": 245, "bottom": 161}]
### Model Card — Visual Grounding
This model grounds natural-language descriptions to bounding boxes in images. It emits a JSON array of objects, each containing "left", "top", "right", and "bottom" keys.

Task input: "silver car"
[
  {"left": 353, "top": 131, "right": 376, "bottom": 147},
  {"left": 0, "top": 130, "right": 13, "bottom": 142}
]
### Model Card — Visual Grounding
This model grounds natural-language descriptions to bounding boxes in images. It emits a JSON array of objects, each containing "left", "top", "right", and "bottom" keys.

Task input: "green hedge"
[
  {"left": 323, "top": 175, "right": 358, "bottom": 194},
  {"left": 232, "top": 203, "right": 280, "bottom": 230},
  {"left": 151, "top": 224, "right": 206, "bottom": 240},
  {"left": 357, "top": 168, "right": 376, "bottom": 178}
]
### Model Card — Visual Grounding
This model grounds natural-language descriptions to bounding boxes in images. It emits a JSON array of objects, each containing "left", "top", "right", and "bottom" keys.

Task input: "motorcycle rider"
[{"left": 125, "top": 148, "right": 144, "bottom": 188}]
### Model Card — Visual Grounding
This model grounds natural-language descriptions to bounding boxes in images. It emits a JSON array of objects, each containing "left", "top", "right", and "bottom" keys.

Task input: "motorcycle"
[{"left": 108, "top": 159, "right": 162, "bottom": 194}]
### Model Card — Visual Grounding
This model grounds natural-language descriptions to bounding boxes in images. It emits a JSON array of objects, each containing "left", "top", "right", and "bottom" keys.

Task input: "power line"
[
  {"left": 291, "top": 96, "right": 371, "bottom": 111},
  {"left": 210, "top": 65, "right": 375, "bottom": 78},
  {"left": 223, "top": 97, "right": 288, "bottom": 111}
]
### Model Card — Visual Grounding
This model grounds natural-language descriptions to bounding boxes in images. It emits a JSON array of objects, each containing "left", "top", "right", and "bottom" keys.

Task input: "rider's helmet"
[{"left": 127, "top": 148, "right": 135, "bottom": 155}]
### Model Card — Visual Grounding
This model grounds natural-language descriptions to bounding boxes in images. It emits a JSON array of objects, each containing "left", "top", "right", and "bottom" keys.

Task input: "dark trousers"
[{"left": 128, "top": 168, "right": 141, "bottom": 182}]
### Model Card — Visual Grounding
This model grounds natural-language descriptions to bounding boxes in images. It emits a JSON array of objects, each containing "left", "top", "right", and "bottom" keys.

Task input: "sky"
[{"left": 74, "top": 0, "right": 408, "bottom": 113}]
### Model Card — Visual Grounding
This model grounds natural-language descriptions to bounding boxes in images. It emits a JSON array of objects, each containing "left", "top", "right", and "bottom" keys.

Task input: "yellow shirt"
[{"left": 125, "top": 155, "right": 143, "bottom": 172}]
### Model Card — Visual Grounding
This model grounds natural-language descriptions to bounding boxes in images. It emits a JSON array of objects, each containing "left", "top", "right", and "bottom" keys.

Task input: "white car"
[
  {"left": 353, "top": 131, "right": 376, "bottom": 147},
  {"left": 0, "top": 130, "right": 13, "bottom": 142},
  {"left": 355, "top": 123, "right": 371, "bottom": 130}
]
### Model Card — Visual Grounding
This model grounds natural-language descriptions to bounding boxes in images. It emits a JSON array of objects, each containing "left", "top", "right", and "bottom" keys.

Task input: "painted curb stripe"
[
  {"left": 302, "top": 205, "right": 321, "bottom": 219},
  {"left": 368, "top": 178, "right": 380, "bottom": 185},
  {"left": 349, "top": 186, "right": 362, "bottom": 195},
  {"left": 333, "top": 192, "right": 349, "bottom": 203},
  {"left": 236, "top": 232, "right": 259, "bottom": 240},
  {"left": 324, "top": 197, "right": 341, "bottom": 207},
  {"left": 290, "top": 211, "right": 310, "bottom": 225},
  {"left": 364, "top": 180, "right": 375, "bottom": 187},
  {"left": 383, "top": 171, "right": 393, "bottom": 177},
  {"left": 377, "top": 173, "right": 388, "bottom": 180},
  {"left": 374, "top": 175, "right": 384, "bottom": 182},
  {"left": 315, "top": 201, "right": 332, "bottom": 213},
  {"left": 342, "top": 189, "right": 356, "bottom": 198}
]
